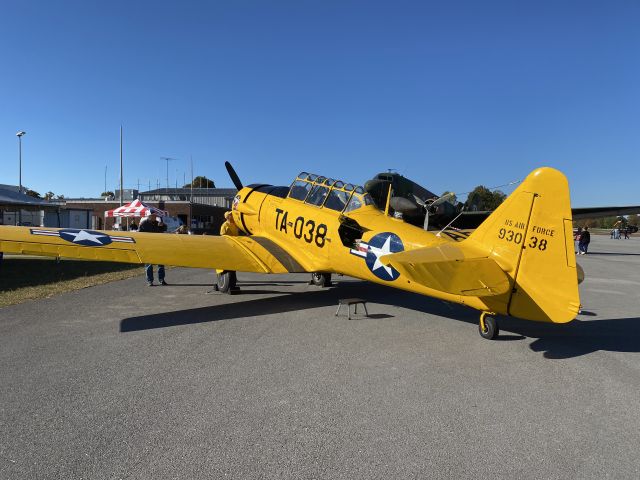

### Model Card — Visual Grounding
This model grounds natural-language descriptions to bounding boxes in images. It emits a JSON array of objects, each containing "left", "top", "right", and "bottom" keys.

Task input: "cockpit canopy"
[{"left": 288, "top": 172, "right": 374, "bottom": 213}]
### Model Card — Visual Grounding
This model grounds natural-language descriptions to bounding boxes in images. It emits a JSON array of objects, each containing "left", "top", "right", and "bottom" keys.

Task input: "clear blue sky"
[{"left": 1, "top": 0, "right": 638, "bottom": 205}]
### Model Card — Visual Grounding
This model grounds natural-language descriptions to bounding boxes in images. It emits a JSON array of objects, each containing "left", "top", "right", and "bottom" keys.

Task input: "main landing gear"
[
  {"left": 310, "top": 272, "right": 332, "bottom": 287},
  {"left": 479, "top": 311, "right": 499, "bottom": 340},
  {"left": 215, "top": 271, "right": 238, "bottom": 294}
]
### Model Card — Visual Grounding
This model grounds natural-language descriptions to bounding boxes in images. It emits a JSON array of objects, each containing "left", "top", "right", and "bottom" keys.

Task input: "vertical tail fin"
[{"left": 468, "top": 167, "right": 580, "bottom": 323}]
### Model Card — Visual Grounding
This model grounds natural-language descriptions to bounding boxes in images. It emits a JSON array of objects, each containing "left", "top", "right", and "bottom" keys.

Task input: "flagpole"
[
  {"left": 190, "top": 156, "right": 194, "bottom": 231},
  {"left": 119, "top": 125, "right": 123, "bottom": 206},
  {"left": 113, "top": 125, "right": 123, "bottom": 230}
]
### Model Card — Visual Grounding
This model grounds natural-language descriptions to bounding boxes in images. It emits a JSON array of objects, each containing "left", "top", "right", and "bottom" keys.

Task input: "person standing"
[
  {"left": 220, "top": 211, "right": 239, "bottom": 236},
  {"left": 578, "top": 226, "right": 591, "bottom": 255},
  {"left": 138, "top": 213, "right": 168, "bottom": 286}
]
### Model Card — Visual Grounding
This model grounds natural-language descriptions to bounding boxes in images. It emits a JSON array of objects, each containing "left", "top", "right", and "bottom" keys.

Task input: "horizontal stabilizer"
[{"left": 381, "top": 243, "right": 510, "bottom": 296}]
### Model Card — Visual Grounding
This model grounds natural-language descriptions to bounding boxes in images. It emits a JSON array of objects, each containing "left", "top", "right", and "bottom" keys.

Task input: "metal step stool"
[{"left": 336, "top": 298, "right": 369, "bottom": 320}]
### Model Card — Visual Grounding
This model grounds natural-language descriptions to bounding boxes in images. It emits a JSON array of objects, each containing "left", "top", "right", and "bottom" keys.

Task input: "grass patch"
[{"left": 0, "top": 256, "right": 143, "bottom": 307}]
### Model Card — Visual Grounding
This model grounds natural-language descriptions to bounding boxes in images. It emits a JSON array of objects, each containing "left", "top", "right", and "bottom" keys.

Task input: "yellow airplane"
[{"left": 0, "top": 164, "right": 581, "bottom": 340}]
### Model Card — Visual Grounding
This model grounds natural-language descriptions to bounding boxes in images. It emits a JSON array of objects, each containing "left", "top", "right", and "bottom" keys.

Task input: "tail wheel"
[
  {"left": 217, "top": 271, "right": 237, "bottom": 293},
  {"left": 310, "top": 272, "right": 332, "bottom": 287},
  {"left": 479, "top": 312, "right": 499, "bottom": 340}
]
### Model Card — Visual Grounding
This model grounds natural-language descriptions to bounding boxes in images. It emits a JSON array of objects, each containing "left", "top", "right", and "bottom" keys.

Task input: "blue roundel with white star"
[
  {"left": 365, "top": 232, "right": 404, "bottom": 281},
  {"left": 59, "top": 229, "right": 113, "bottom": 246}
]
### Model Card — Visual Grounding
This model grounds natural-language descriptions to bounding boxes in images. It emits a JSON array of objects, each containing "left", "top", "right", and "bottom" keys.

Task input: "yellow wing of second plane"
[{"left": 0, "top": 226, "right": 302, "bottom": 274}]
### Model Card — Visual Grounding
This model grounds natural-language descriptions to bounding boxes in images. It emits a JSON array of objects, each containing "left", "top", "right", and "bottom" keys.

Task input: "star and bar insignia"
[
  {"left": 30, "top": 228, "right": 135, "bottom": 246},
  {"left": 350, "top": 232, "right": 404, "bottom": 282}
]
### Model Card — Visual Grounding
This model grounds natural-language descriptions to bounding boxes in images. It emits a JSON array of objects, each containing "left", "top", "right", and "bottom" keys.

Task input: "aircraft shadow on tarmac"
[
  {"left": 161, "top": 281, "right": 311, "bottom": 287},
  {"left": 237, "top": 281, "right": 313, "bottom": 286},
  {"left": 585, "top": 251, "right": 640, "bottom": 256},
  {"left": 120, "top": 281, "right": 401, "bottom": 334},
  {"left": 498, "top": 316, "right": 640, "bottom": 359},
  {"left": 120, "top": 280, "right": 640, "bottom": 360}
]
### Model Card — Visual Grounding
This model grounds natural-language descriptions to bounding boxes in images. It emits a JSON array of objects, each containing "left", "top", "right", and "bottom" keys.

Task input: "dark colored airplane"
[{"left": 364, "top": 171, "right": 640, "bottom": 232}]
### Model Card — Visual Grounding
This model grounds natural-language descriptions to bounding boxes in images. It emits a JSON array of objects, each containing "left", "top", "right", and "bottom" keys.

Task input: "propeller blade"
[{"left": 225, "top": 161, "right": 243, "bottom": 190}]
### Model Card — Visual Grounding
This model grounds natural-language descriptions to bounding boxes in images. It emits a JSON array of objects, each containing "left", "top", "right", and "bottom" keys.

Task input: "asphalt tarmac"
[{"left": 1, "top": 235, "right": 640, "bottom": 479}]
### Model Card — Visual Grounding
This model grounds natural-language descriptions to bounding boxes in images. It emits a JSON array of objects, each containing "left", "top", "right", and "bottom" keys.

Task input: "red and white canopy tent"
[
  {"left": 105, "top": 199, "right": 168, "bottom": 218},
  {"left": 105, "top": 199, "right": 168, "bottom": 228}
]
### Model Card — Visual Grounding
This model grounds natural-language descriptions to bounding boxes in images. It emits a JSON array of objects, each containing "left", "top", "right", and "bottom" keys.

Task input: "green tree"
[
  {"left": 44, "top": 191, "right": 56, "bottom": 201},
  {"left": 464, "top": 186, "right": 506, "bottom": 211},
  {"left": 101, "top": 191, "right": 115, "bottom": 198},
  {"left": 25, "top": 188, "right": 41, "bottom": 198},
  {"left": 183, "top": 176, "right": 215, "bottom": 188},
  {"left": 627, "top": 215, "right": 640, "bottom": 227}
]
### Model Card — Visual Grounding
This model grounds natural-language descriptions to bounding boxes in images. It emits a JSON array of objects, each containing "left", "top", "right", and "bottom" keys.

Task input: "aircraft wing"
[
  {"left": 0, "top": 226, "right": 301, "bottom": 274},
  {"left": 381, "top": 243, "right": 510, "bottom": 297},
  {"left": 448, "top": 205, "right": 640, "bottom": 229},
  {"left": 571, "top": 206, "right": 640, "bottom": 220}
]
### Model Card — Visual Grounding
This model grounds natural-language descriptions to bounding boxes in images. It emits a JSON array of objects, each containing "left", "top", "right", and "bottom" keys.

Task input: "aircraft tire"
[
  {"left": 217, "top": 271, "right": 237, "bottom": 293},
  {"left": 310, "top": 272, "right": 332, "bottom": 287},
  {"left": 479, "top": 313, "right": 499, "bottom": 340}
]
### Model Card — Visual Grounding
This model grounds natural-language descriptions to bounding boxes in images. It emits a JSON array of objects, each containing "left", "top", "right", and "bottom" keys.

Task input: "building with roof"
[
  {"left": 0, "top": 184, "right": 92, "bottom": 228},
  {"left": 63, "top": 187, "right": 238, "bottom": 232},
  {"left": 138, "top": 187, "right": 237, "bottom": 208}
]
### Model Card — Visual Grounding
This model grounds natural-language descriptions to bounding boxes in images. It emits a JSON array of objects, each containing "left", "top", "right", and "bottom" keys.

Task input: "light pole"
[
  {"left": 16, "top": 131, "right": 26, "bottom": 193},
  {"left": 160, "top": 157, "right": 177, "bottom": 192},
  {"left": 16, "top": 131, "right": 26, "bottom": 225}
]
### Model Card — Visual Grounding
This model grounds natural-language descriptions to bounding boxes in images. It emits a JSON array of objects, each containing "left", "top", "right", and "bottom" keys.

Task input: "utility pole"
[
  {"left": 160, "top": 157, "right": 177, "bottom": 192},
  {"left": 104, "top": 166, "right": 107, "bottom": 195}
]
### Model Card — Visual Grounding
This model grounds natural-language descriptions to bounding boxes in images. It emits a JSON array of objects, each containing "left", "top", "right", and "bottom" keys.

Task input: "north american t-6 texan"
[{"left": 0, "top": 163, "right": 596, "bottom": 340}]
